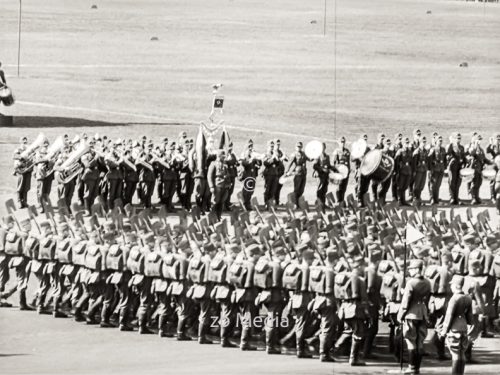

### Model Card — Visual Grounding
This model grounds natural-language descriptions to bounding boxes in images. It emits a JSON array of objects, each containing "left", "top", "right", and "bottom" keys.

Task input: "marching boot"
[
  {"left": 73, "top": 305, "right": 86, "bottom": 322},
  {"left": 198, "top": 323, "right": 213, "bottom": 344},
  {"left": 52, "top": 297, "right": 67, "bottom": 318},
  {"left": 240, "top": 326, "right": 257, "bottom": 351},
  {"left": 119, "top": 309, "right": 134, "bottom": 331},
  {"left": 138, "top": 313, "right": 154, "bottom": 334},
  {"left": 86, "top": 300, "right": 100, "bottom": 324},
  {"left": 349, "top": 340, "right": 366, "bottom": 366},
  {"left": 221, "top": 337, "right": 238, "bottom": 348},
  {"left": 481, "top": 317, "right": 495, "bottom": 338},
  {"left": 465, "top": 343, "right": 478, "bottom": 364},
  {"left": 158, "top": 317, "right": 174, "bottom": 337},
  {"left": 363, "top": 333, "right": 377, "bottom": 359},
  {"left": 388, "top": 326, "right": 395, "bottom": 353},
  {"left": 266, "top": 328, "right": 281, "bottom": 355},
  {"left": 435, "top": 335, "right": 451, "bottom": 360},
  {"left": 414, "top": 350, "right": 422, "bottom": 374},
  {"left": 100, "top": 304, "right": 113, "bottom": 327},
  {"left": 403, "top": 349, "right": 416, "bottom": 374},
  {"left": 319, "top": 335, "right": 335, "bottom": 362},
  {"left": 451, "top": 359, "right": 464, "bottom": 375},
  {"left": 176, "top": 318, "right": 192, "bottom": 341},
  {"left": 297, "top": 339, "right": 312, "bottom": 358},
  {"left": 19, "top": 290, "right": 34, "bottom": 311}
]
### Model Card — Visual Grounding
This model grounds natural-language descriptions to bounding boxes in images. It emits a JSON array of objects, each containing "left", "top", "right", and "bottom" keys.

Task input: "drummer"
[
  {"left": 332, "top": 136, "right": 351, "bottom": 203},
  {"left": 378, "top": 137, "right": 395, "bottom": 204},
  {"left": 486, "top": 133, "right": 500, "bottom": 202},
  {"left": 371, "top": 133, "right": 386, "bottom": 201},
  {"left": 312, "top": 142, "right": 337, "bottom": 207},
  {"left": 286, "top": 141, "right": 308, "bottom": 205},
  {"left": 394, "top": 137, "right": 413, "bottom": 206},
  {"left": 390, "top": 133, "right": 404, "bottom": 201},
  {"left": 467, "top": 135, "right": 491, "bottom": 205},
  {"left": 0, "top": 62, "right": 6, "bottom": 87}
]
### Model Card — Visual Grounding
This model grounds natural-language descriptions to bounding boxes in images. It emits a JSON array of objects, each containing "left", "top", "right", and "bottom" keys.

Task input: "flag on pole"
[{"left": 406, "top": 223, "right": 425, "bottom": 244}]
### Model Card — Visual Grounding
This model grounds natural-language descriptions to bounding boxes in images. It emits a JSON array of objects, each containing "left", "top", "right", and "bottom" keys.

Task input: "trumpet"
[
  {"left": 45, "top": 136, "right": 66, "bottom": 176},
  {"left": 136, "top": 151, "right": 154, "bottom": 171}
]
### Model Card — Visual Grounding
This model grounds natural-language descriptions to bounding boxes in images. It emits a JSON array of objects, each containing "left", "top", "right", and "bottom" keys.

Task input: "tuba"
[
  {"left": 56, "top": 142, "right": 90, "bottom": 184},
  {"left": 17, "top": 133, "right": 48, "bottom": 174},
  {"left": 45, "top": 136, "right": 65, "bottom": 176}
]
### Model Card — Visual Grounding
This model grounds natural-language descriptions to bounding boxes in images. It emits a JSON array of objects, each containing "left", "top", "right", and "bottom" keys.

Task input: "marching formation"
[
  {"left": 11, "top": 129, "right": 500, "bottom": 220},
  {"left": 1, "top": 183, "right": 499, "bottom": 374}
]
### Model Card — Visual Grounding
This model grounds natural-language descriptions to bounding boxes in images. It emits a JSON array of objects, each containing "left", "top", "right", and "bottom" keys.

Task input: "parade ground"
[{"left": 0, "top": 0, "right": 499, "bottom": 374}]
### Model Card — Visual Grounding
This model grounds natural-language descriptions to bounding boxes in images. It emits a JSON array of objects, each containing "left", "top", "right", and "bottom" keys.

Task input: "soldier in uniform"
[
  {"left": 208, "top": 150, "right": 231, "bottom": 220},
  {"left": 104, "top": 147, "right": 123, "bottom": 210},
  {"left": 378, "top": 138, "right": 395, "bottom": 203},
  {"left": 178, "top": 138, "right": 194, "bottom": 209},
  {"left": 239, "top": 142, "right": 262, "bottom": 211},
  {"left": 313, "top": 143, "right": 335, "bottom": 207},
  {"left": 81, "top": 146, "right": 101, "bottom": 214},
  {"left": 224, "top": 142, "right": 238, "bottom": 210},
  {"left": 397, "top": 259, "right": 431, "bottom": 375},
  {"left": 467, "top": 135, "right": 491, "bottom": 205},
  {"left": 286, "top": 142, "right": 308, "bottom": 205},
  {"left": 137, "top": 148, "right": 156, "bottom": 209},
  {"left": 34, "top": 140, "right": 55, "bottom": 212},
  {"left": 121, "top": 148, "right": 138, "bottom": 206},
  {"left": 262, "top": 140, "right": 280, "bottom": 208},
  {"left": 494, "top": 155, "right": 500, "bottom": 214},
  {"left": 332, "top": 136, "right": 351, "bottom": 203},
  {"left": 394, "top": 138, "right": 413, "bottom": 206},
  {"left": 363, "top": 244, "right": 382, "bottom": 359},
  {"left": 390, "top": 133, "right": 404, "bottom": 201},
  {"left": 274, "top": 139, "right": 287, "bottom": 205},
  {"left": 446, "top": 133, "right": 466, "bottom": 205},
  {"left": 55, "top": 145, "right": 76, "bottom": 209},
  {"left": 440, "top": 275, "right": 474, "bottom": 375},
  {"left": 486, "top": 133, "right": 500, "bottom": 202},
  {"left": 159, "top": 144, "right": 179, "bottom": 211},
  {"left": 427, "top": 135, "right": 447, "bottom": 205},
  {"left": 13, "top": 137, "right": 32, "bottom": 208},
  {"left": 411, "top": 137, "right": 429, "bottom": 206}
]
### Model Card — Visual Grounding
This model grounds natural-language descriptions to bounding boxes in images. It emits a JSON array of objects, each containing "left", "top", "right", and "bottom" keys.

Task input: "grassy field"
[{"left": 0, "top": 0, "right": 499, "bottom": 215}]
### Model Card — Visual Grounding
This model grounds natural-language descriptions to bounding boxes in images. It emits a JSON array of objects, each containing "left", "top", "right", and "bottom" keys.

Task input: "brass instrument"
[
  {"left": 56, "top": 142, "right": 90, "bottom": 184},
  {"left": 17, "top": 133, "right": 48, "bottom": 174},
  {"left": 45, "top": 136, "right": 65, "bottom": 176},
  {"left": 136, "top": 151, "right": 154, "bottom": 171}
]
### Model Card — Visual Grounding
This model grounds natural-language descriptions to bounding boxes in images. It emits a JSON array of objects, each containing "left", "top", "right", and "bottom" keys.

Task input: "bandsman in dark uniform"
[
  {"left": 378, "top": 138, "right": 395, "bottom": 203},
  {"left": 313, "top": 143, "right": 336, "bottom": 207},
  {"left": 427, "top": 135, "right": 446, "bottom": 204},
  {"left": 34, "top": 140, "right": 55, "bottom": 212},
  {"left": 178, "top": 138, "right": 194, "bottom": 209},
  {"left": 486, "top": 133, "right": 500, "bottom": 202},
  {"left": 274, "top": 139, "right": 287, "bottom": 205},
  {"left": 239, "top": 141, "right": 261, "bottom": 211},
  {"left": 390, "top": 133, "right": 404, "bottom": 201},
  {"left": 137, "top": 147, "right": 156, "bottom": 208},
  {"left": 394, "top": 137, "right": 413, "bottom": 206},
  {"left": 332, "top": 136, "right": 351, "bottom": 202},
  {"left": 370, "top": 134, "right": 385, "bottom": 200},
  {"left": 208, "top": 150, "right": 231, "bottom": 220},
  {"left": 411, "top": 136, "right": 429, "bottom": 206},
  {"left": 81, "top": 146, "right": 101, "bottom": 214},
  {"left": 467, "top": 135, "right": 491, "bottom": 205},
  {"left": 446, "top": 132, "right": 466, "bottom": 205},
  {"left": 224, "top": 142, "right": 238, "bottom": 210},
  {"left": 262, "top": 140, "right": 280, "bottom": 207},
  {"left": 121, "top": 148, "right": 138, "bottom": 206},
  {"left": 286, "top": 142, "right": 308, "bottom": 205},
  {"left": 104, "top": 146, "right": 123, "bottom": 210},
  {"left": 13, "top": 137, "right": 32, "bottom": 208},
  {"left": 55, "top": 144, "right": 76, "bottom": 209}
]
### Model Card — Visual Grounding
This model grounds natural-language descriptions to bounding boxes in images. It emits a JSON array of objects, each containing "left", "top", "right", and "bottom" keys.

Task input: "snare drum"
[
  {"left": 0, "top": 86, "right": 15, "bottom": 106},
  {"left": 329, "top": 172, "right": 344, "bottom": 185},
  {"left": 459, "top": 168, "right": 474, "bottom": 182},
  {"left": 360, "top": 149, "right": 394, "bottom": 183},
  {"left": 482, "top": 168, "right": 496, "bottom": 181},
  {"left": 336, "top": 164, "right": 349, "bottom": 179}
]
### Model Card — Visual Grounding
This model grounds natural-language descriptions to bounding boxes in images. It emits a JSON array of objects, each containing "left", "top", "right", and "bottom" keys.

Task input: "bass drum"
[
  {"left": 459, "top": 168, "right": 474, "bottom": 182},
  {"left": 482, "top": 168, "right": 496, "bottom": 181},
  {"left": 329, "top": 164, "right": 349, "bottom": 185},
  {"left": 360, "top": 149, "right": 394, "bottom": 183},
  {"left": 0, "top": 86, "right": 15, "bottom": 106}
]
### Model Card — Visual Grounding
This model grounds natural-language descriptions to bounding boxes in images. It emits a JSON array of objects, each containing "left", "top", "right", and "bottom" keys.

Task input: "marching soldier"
[
  {"left": 467, "top": 135, "right": 491, "bottom": 205},
  {"left": 378, "top": 138, "right": 395, "bottom": 203},
  {"left": 486, "top": 133, "right": 500, "bottom": 202},
  {"left": 427, "top": 135, "right": 447, "bottom": 204},
  {"left": 224, "top": 142, "right": 238, "bottom": 210},
  {"left": 263, "top": 140, "right": 280, "bottom": 207},
  {"left": 13, "top": 137, "right": 32, "bottom": 209},
  {"left": 239, "top": 142, "right": 261, "bottom": 211},
  {"left": 332, "top": 136, "right": 351, "bottom": 203},
  {"left": 104, "top": 146, "right": 123, "bottom": 210},
  {"left": 274, "top": 139, "right": 287, "bottom": 205},
  {"left": 178, "top": 138, "right": 194, "bottom": 209},
  {"left": 446, "top": 133, "right": 466, "bottom": 205},
  {"left": 397, "top": 259, "right": 431, "bottom": 375},
  {"left": 411, "top": 136, "right": 429, "bottom": 206},
  {"left": 208, "top": 150, "right": 231, "bottom": 220},
  {"left": 137, "top": 147, "right": 156, "bottom": 208},
  {"left": 440, "top": 275, "right": 475, "bottom": 375},
  {"left": 55, "top": 145, "right": 76, "bottom": 209},
  {"left": 158, "top": 144, "right": 179, "bottom": 211},
  {"left": 121, "top": 148, "right": 138, "bottom": 206},
  {"left": 34, "top": 140, "right": 55, "bottom": 212},
  {"left": 81, "top": 146, "right": 100, "bottom": 214},
  {"left": 313, "top": 143, "right": 335, "bottom": 207},
  {"left": 394, "top": 138, "right": 413, "bottom": 206},
  {"left": 286, "top": 142, "right": 308, "bottom": 205},
  {"left": 390, "top": 133, "right": 404, "bottom": 201}
]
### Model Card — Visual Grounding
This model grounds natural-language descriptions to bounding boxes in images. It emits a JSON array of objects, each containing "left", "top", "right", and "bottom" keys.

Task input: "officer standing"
[
  {"left": 286, "top": 142, "right": 308, "bottom": 205},
  {"left": 394, "top": 138, "right": 413, "bottom": 206},
  {"left": 208, "top": 150, "right": 231, "bottom": 220},
  {"left": 446, "top": 133, "right": 466, "bottom": 205},
  {"left": 411, "top": 136, "right": 429, "bottom": 206},
  {"left": 440, "top": 275, "right": 474, "bottom": 375},
  {"left": 427, "top": 135, "right": 447, "bottom": 205},
  {"left": 332, "top": 136, "right": 351, "bottom": 203},
  {"left": 397, "top": 259, "right": 431, "bottom": 375}
]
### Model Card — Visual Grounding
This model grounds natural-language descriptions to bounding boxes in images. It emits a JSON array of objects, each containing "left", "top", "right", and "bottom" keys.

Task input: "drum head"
[
  {"left": 360, "top": 150, "right": 382, "bottom": 176},
  {"left": 482, "top": 169, "right": 496, "bottom": 180},
  {"left": 459, "top": 168, "right": 474, "bottom": 178},
  {"left": 351, "top": 139, "right": 367, "bottom": 160},
  {"left": 337, "top": 164, "right": 349, "bottom": 179},
  {"left": 329, "top": 172, "right": 343, "bottom": 184},
  {"left": 305, "top": 140, "right": 323, "bottom": 159}
]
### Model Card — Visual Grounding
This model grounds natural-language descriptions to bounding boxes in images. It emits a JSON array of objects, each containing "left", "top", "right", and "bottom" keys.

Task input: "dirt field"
[{"left": 0, "top": 0, "right": 499, "bottom": 373}]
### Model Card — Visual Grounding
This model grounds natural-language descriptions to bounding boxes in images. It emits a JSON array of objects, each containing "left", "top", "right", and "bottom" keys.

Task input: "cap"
[
  {"left": 274, "top": 246, "right": 286, "bottom": 256},
  {"left": 296, "top": 141, "right": 303, "bottom": 147},
  {"left": 246, "top": 243, "right": 262, "bottom": 256},
  {"left": 302, "top": 249, "right": 315, "bottom": 260},
  {"left": 143, "top": 233, "right": 155, "bottom": 244},
  {"left": 463, "top": 234, "right": 476, "bottom": 245},
  {"left": 203, "top": 242, "right": 216, "bottom": 253},
  {"left": 225, "top": 243, "right": 241, "bottom": 253}
]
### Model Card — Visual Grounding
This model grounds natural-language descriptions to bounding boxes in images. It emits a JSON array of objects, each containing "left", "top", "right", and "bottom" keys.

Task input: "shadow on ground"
[{"left": 3, "top": 116, "right": 190, "bottom": 128}]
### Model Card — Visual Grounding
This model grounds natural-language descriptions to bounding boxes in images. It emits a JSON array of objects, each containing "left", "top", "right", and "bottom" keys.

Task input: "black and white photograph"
[{"left": 0, "top": 0, "right": 499, "bottom": 374}]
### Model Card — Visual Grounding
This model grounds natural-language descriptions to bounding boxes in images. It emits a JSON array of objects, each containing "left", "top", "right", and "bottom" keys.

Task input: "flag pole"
[{"left": 17, "top": 0, "right": 22, "bottom": 77}]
